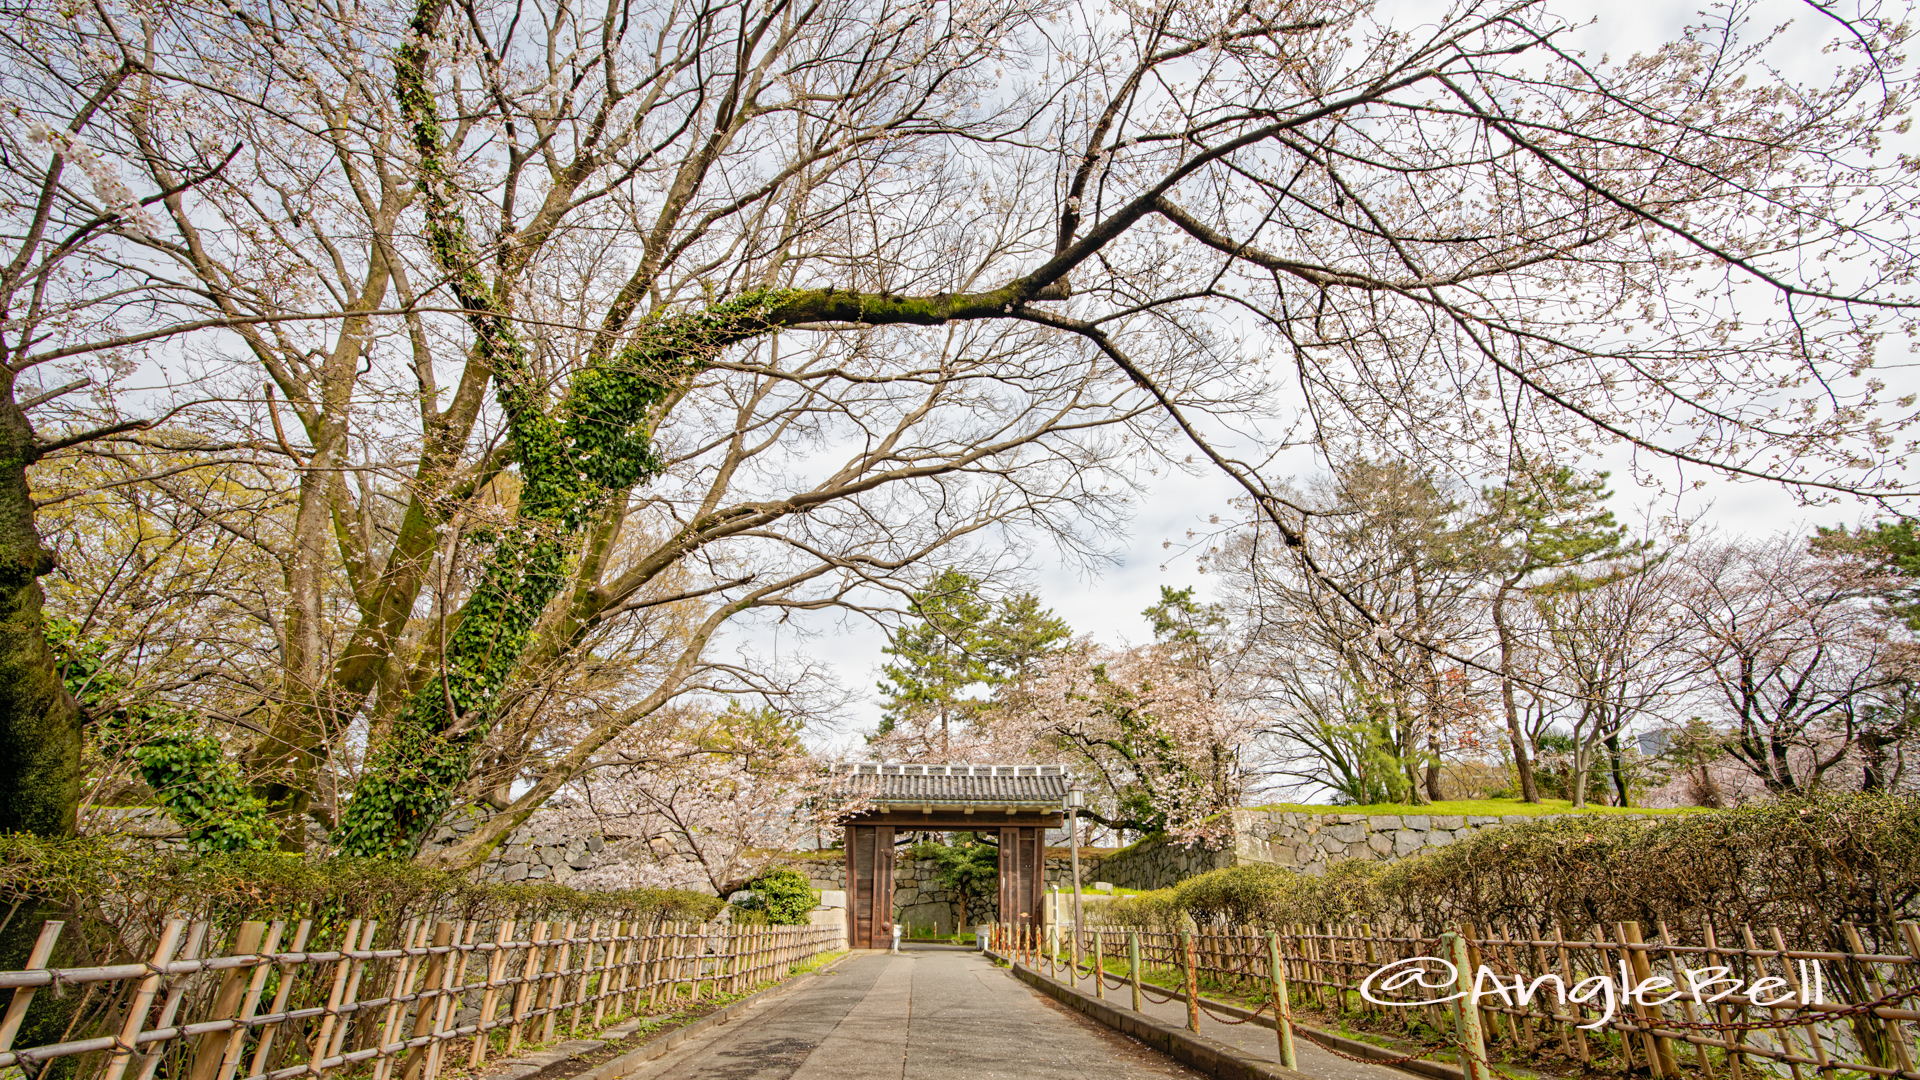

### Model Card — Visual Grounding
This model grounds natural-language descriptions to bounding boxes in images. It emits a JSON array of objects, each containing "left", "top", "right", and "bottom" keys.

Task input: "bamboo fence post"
[
  {"left": 394, "top": 920, "right": 454, "bottom": 1080},
  {"left": 1843, "top": 921, "right": 1910, "bottom": 1075},
  {"left": 471, "top": 917, "right": 515, "bottom": 1067},
  {"left": 310, "top": 919, "right": 365, "bottom": 1075},
  {"left": 1180, "top": 922, "right": 1200, "bottom": 1033},
  {"left": 1653, "top": 920, "right": 1714, "bottom": 1079},
  {"left": 644, "top": 925, "right": 664, "bottom": 1012},
  {"left": 1129, "top": 931, "right": 1143, "bottom": 1013},
  {"left": 1443, "top": 931, "right": 1491, "bottom": 1080},
  {"left": 1093, "top": 931, "right": 1104, "bottom": 1001},
  {"left": 1530, "top": 935, "right": 1569, "bottom": 1061},
  {"left": 569, "top": 919, "right": 598, "bottom": 1036},
  {"left": 665, "top": 923, "right": 684, "bottom": 1008},
  {"left": 1898, "top": 922, "right": 1920, "bottom": 1072},
  {"left": 100, "top": 919, "right": 188, "bottom": 1080},
  {"left": 216, "top": 914, "right": 284, "bottom": 1076},
  {"left": 248, "top": 919, "right": 312, "bottom": 1079},
  {"left": 1553, "top": 926, "right": 1590, "bottom": 1067},
  {"left": 593, "top": 920, "right": 620, "bottom": 1027},
  {"left": 541, "top": 920, "right": 575, "bottom": 1043},
  {"left": 370, "top": 920, "right": 424, "bottom": 1080},
  {"left": 617, "top": 920, "right": 642, "bottom": 1016},
  {"left": 1589, "top": 924, "right": 1638, "bottom": 1077},
  {"left": 1368, "top": 923, "right": 1389, "bottom": 1021},
  {"left": 1702, "top": 924, "right": 1745, "bottom": 1080},
  {"left": 723, "top": 925, "right": 738, "bottom": 995},
  {"left": 1743, "top": 924, "right": 1806, "bottom": 1080},
  {"left": 696, "top": 922, "right": 710, "bottom": 999},
  {"left": 508, "top": 921, "right": 547, "bottom": 1055},
  {"left": 1270, "top": 930, "right": 1298, "bottom": 1070},
  {"left": 0, "top": 920, "right": 64, "bottom": 1056},
  {"left": 623, "top": 922, "right": 642, "bottom": 1014},
  {"left": 325, "top": 920, "right": 378, "bottom": 1064},
  {"left": 1620, "top": 922, "right": 1677, "bottom": 1078},
  {"left": 135, "top": 921, "right": 209, "bottom": 1080},
  {"left": 1069, "top": 919, "right": 1079, "bottom": 989},
  {"left": 1772, "top": 925, "right": 1834, "bottom": 1073},
  {"left": 191, "top": 914, "right": 274, "bottom": 1080},
  {"left": 416, "top": 921, "right": 470, "bottom": 1080}
]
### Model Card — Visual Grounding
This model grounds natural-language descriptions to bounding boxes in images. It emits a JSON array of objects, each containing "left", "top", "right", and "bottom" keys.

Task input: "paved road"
[{"left": 629, "top": 946, "right": 1205, "bottom": 1080}]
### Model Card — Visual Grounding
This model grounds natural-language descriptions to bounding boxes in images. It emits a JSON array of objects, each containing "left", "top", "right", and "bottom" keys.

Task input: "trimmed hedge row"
[
  {"left": 0, "top": 834, "right": 723, "bottom": 974},
  {"left": 1092, "top": 793, "right": 1920, "bottom": 949}
]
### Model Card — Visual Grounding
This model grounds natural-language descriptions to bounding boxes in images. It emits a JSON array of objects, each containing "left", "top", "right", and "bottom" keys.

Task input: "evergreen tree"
[
  {"left": 1479, "top": 464, "right": 1638, "bottom": 802},
  {"left": 875, "top": 570, "right": 1069, "bottom": 751},
  {"left": 1813, "top": 519, "right": 1920, "bottom": 629}
]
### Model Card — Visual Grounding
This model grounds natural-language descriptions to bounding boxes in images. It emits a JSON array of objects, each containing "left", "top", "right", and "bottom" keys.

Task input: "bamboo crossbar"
[{"left": 0, "top": 917, "right": 840, "bottom": 1080}]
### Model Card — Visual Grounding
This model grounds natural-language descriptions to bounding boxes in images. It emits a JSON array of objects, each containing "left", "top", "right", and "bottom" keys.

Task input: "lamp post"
[{"left": 1065, "top": 781, "right": 1086, "bottom": 978}]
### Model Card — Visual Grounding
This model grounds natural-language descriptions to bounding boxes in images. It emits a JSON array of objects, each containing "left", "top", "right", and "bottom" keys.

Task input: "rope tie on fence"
[{"left": 1195, "top": 996, "right": 1271, "bottom": 1025}]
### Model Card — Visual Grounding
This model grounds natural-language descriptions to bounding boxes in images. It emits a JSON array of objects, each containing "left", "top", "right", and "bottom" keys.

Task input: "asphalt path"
[{"left": 627, "top": 946, "right": 1207, "bottom": 1080}]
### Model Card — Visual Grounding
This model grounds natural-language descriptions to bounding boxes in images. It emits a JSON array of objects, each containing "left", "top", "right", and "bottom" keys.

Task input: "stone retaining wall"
[
  {"left": 420, "top": 809, "right": 619, "bottom": 885},
  {"left": 1099, "top": 808, "right": 1642, "bottom": 890}
]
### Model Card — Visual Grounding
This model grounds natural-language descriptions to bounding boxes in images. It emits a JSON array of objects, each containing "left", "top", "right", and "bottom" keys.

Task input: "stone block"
[
  {"left": 1401, "top": 815, "right": 1430, "bottom": 830},
  {"left": 1367, "top": 832, "right": 1393, "bottom": 856},
  {"left": 1500, "top": 816, "right": 1528, "bottom": 825},
  {"left": 818, "top": 889, "right": 847, "bottom": 908},
  {"left": 1370, "top": 815, "right": 1402, "bottom": 830},
  {"left": 504, "top": 863, "right": 529, "bottom": 881},
  {"left": 1431, "top": 815, "right": 1466, "bottom": 829},
  {"left": 1468, "top": 816, "right": 1499, "bottom": 826},
  {"left": 587, "top": 835, "right": 604, "bottom": 852},
  {"left": 1326, "top": 823, "right": 1365, "bottom": 843},
  {"left": 1427, "top": 830, "right": 1457, "bottom": 847},
  {"left": 527, "top": 865, "right": 549, "bottom": 879},
  {"left": 1393, "top": 830, "right": 1425, "bottom": 855}
]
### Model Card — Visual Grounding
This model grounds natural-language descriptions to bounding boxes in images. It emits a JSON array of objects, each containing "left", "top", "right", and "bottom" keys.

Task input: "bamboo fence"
[
  {"left": 991, "top": 920, "right": 1920, "bottom": 1080},
  {"left": 0, "top": 916, "right": 839, "bottom": 1080}
]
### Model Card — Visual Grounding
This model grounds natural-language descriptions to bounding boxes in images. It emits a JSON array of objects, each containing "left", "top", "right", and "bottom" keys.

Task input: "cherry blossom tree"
[
  {"left": 560, "top": 705, "right": 863, "bottom": 896},
  {"left": 1675, "top": 538, "right": 1917, "bottom": 795},
  {"left": 987, "top": 642, "right": 1249, "bottom": 845}
]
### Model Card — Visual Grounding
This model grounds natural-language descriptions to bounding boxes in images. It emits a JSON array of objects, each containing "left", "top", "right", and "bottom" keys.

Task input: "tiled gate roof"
[{"left": 829, "top": 763, "right": 1070, "bottom": 808}]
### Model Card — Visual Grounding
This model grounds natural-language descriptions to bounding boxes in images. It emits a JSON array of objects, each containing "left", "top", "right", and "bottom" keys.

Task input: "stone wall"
[
  {"left": 420, "top": 809, "right": 620, "bottom": 885},
  {"left": 1099, "top": 809, "right": 1642, "bottom": 890}
]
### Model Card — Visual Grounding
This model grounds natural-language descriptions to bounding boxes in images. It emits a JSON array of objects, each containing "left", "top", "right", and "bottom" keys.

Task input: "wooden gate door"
[
  {"left": 998, "top": 827, "right": 1044, "bottom": 932},
  {"left": 845, "top": 824, "right": 896, "bottom": 949}
]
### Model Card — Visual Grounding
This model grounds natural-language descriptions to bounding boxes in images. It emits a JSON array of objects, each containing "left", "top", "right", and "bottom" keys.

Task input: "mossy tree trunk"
[{"left": 0, "top": 388, "right": 82, "bottom": 845}]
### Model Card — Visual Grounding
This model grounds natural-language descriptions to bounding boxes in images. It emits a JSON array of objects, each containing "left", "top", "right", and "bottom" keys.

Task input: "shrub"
[{"left": 732, "top": 868, "right": 817, "bottom": 925}]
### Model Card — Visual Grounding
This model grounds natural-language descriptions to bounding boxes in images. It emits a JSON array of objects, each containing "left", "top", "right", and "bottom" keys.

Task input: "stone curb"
[
  {"left": 995, "top": 955, "right": 1310, "bottom": 1080},
  {"left": 484, "top": 951, "right": 855, "bottom": 1080},
  {"left": 1162, "top": 990, "right": 1466, "bottom": 1080},
  {"left": 991, "top": 952, "right": 1463, "bottom": 1080}
]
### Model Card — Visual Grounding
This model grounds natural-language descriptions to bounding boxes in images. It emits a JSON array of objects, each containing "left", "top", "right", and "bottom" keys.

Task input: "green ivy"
[
  {"left": 333, "top": 0, "right": 794, "bottom": 859},
  {"left": 47, "top": 618, "right": 274, "bottom": 853}
]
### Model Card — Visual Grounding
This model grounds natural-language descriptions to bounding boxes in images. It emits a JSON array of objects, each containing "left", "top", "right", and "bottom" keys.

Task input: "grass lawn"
[{"left": 1244, "top": 797, "right": 1703, "bottom": 817}]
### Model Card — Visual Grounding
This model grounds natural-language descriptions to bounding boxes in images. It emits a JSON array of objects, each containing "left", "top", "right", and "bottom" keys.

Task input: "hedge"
[{"left": 1092, "top": 792, "right": 1920, "bottom": 950}]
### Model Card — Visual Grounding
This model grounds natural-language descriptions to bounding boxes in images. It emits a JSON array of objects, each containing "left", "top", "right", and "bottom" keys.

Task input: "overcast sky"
[{"left": 752, "top": 0, "right": 1918, "bottom": 748}]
